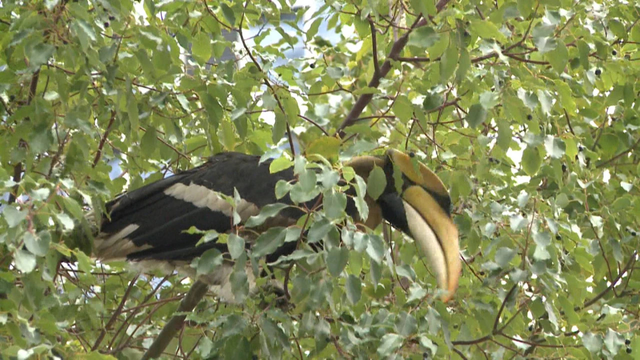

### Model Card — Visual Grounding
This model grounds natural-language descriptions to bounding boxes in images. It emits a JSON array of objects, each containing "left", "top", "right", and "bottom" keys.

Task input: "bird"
[{"left": 92, "top": 149, "right": 461, "bottom": 302}]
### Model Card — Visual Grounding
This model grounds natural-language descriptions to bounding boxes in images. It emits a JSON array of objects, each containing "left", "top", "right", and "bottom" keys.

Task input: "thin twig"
[
  {"left": 91, "top": 275, "right": 139, "bottom": 351},
  {"left": 368, "top": 16, "right": 381, "bottom": 77},
  {"left": 579, "top": 252, "right": 637, "bottom": 310},
  {"left": 596, "top": 137, "right": 640, "bottom": 168}
]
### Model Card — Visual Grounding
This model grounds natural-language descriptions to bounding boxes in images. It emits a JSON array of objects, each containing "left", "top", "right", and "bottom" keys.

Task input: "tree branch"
[
  {"left": 368, "top": 16, "right": 381, "bottom": 77},
  {"left": 93, "top": 110, "right": 116, "bottom": 168},
  {"left": 596, "top": 137, "right": 640, "bottom": 168},
  {"left": 579, "top": 252, "right": 637, "bottom": 310},
  {"left": 335, "top": 16, "right": 425, "bottom": 135},
  {"left": 91, "top": 275, "right": 139, "bottom": 351},
  {"left": 141, "top": 280, "right": 209, "bottom": 360}
]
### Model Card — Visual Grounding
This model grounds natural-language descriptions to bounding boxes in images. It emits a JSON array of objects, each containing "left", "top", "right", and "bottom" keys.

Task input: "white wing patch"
[
  {"left": 94, "top": 224, "right": 153, "bottom": 260},
  {"left": 164, "top": 182, "right": 260, "bottom": 220},
  {"left": 403, "top": 201, "right": 448, "bottom": 294}
]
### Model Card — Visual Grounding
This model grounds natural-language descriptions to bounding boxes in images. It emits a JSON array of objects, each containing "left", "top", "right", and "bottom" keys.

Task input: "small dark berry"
[
  {"left": 595, "top": 69, "right": 602, "bottom": 76},
  {"left": 556, "top": 235, "right": 561, "bottom": 240},
  {"left": 612, "top": 50, "right": 617, "bottom": 56},
  {"left": 309, "top": 63, "right": 315, "bottom": 69},
  {"left": 578, "top": 145, "right": 585, "bottom": 152},
  {"left": 626, "top": 347, "right": 632, "bottom": 354},
  {"left": 527, "top": 114, "right": 533, "bottom": 120},
  {"left": 104, "top": 22, "right": 110, "bottom": 28},
  {"left": 625, "top": 339, "right": 631, "bottom": 345},
  {"left": 409, "top": 152, "right": 415, "bottom": 158},
  {"left": 109, "top": 15, "right": 115, "bottom": 21},
  {"left": 479, "top": 271, "right": 485, "bottom": 276},
  {"left": 562, "top": 163, "right": 567, "bottom": 172}
]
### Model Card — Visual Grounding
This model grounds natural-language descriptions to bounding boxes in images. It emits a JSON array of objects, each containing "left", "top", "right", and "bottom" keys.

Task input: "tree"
[{"left": 1, "top": 0, "right": 639, "bottom": 358}]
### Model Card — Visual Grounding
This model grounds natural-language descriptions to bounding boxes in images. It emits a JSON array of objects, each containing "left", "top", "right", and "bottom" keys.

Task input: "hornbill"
[{"left": 93, "top": 149, "right": 461, "bottom": 301}]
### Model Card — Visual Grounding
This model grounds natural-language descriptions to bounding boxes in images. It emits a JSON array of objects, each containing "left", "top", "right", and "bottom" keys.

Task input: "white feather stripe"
[
  {"left": 164, "top": 182, "right": 259, "bottom": 220},
  {"left": 94, "top": 224, "right": 155, "bottom": 260}
]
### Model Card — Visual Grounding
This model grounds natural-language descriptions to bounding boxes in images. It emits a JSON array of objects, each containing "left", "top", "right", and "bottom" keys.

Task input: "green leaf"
[
  {"left": 230, "top": 266, "right": 248, "bottom": 303},
  {"left": 497, "top": 120, "right": 511, "bottom": 150},
  {"left": 269, "top": 156, "right": 293, "bottom": 173},
  {"left": 409, "top": 0, "right": 435, "bottom": 16},
  {"left": 252, "top": 227, "right": 286, "bottom": 258},
  {"left": 25, "top": 42, "right": 55, "bottom": 67},
  {"left": 299, "top": 168, "right": 317, "bottom": 193},
  {"left": 306, "top": 137, "right": 340, "bottom": 160},
  {"left": 272, "top": 112, "right": 287, "bottom": 144},
  {"left": 326, "top": 247, "right": 349, "bottom": 276},
  {"left": 422, "top": 93, "right": 443, "bottom": 112},
  {"left": 14, "top": 249, "right": 36, "bottom": 273},
  {"left": 547, "top": 41, "right": 568, "bottom": 73},
  {"left": 495, "top": 247, "right": 516, "bottom": 268},
  {"left": 245, "top": 203, "right": 288, "bottom": 228},
  {"left": 395, "top": 312, "right": 418, "bottom": 336},
  {"left": 366, "top": 234, "right": 385, "bottom": 263},
  {"left": 71, "top": 20, "right": 97, "bottom": 51},
  {"left": 227, "top": 234, "right": 245, "bottom": 259},
  {"left": 218, "top": 120, "right": 236, "bottom": 150},
  {"left": 456, "top": 48, "right": 471, "bottom": 83},
  {"left": 407, "top": 27, "right": 439, "bottom": 48},
  {"left": 196, "top": 249, "right": 223, "bottom": 277},
  {"left": 517, "top": 0, "right": 534, "bottom": 18},
  {"left": 544, "top": 136, "right": 566, "bottom": 159},
  {"left": 346, "top": 274, "right": 361, "bottom": 304},
  {"left": 3, "top": 206, "right": 27, "bottom": 228},
  {"left": 533, "top": 231, "right": 551, "bottom": 261},
  {"left": 140, "top": 127, "right": 158, "bottom": 154},
  {"left": 468, "top": 20, "right": 508, "bottom": 43},
  {"left": 367, "top": 165, "right": 387, "bottom": 201},
  {"left": 220, "top": 3, "right": 236, "bottom": 26},
  {"left": 599, "top": 134, "right": 618, "bottom": 157},
  {"left": 582, "top": 332, "right": 603, "bottom": 353},
  {"left": 522, "top": 146, "right": 542, "bottom": 176},
  {"left": 393, "top": 96, "right": 413, "bottom": 122},
  {"left": 440, "top": 41, "right": 458, "bottom": 83},
  {"left": 466, "top": 104, "right": 487, "bottom": 129},
  {"left": 534, "top": 36, "right": 557, "bottom": 54},
  {"left": 23, "top": 231, "right": 50, "bottom": 257},
  {"left": 377, "top": 333, "right": 404, "bottom": 357},
  {"left": 307, "top": 217, "right": 333, "bottom": 243},
  {"left": 577, "top": 40, "right": 590, "bottom": 69},
  {"left": 192, "top": 32, "right": 212, "bottom": 63},
  {"left": 323, "top": 189, "right": 346, "bottom": 220}
]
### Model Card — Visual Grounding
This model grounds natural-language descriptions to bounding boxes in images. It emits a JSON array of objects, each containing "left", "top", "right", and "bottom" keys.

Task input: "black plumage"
[{"left": 96, "top": 152, "right": 305, "bottom": 262}]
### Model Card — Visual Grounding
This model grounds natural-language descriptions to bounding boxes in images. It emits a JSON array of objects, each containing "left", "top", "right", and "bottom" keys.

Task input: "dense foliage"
[{"left": 1, "top": 0, "right": 639, "bottom": 358}]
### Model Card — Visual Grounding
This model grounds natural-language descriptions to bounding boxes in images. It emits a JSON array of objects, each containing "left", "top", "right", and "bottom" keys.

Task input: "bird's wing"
[{"left": 94, "top": 152, "right": 300, "bottom": 262}]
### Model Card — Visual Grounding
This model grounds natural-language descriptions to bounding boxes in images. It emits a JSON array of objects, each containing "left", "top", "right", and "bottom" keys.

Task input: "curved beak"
[
  {"left": 385, "top": 149, "right": 460, "bottom": 302},
  {"left": 401, "top": 186, "right": 461, "bottom": 301}
]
